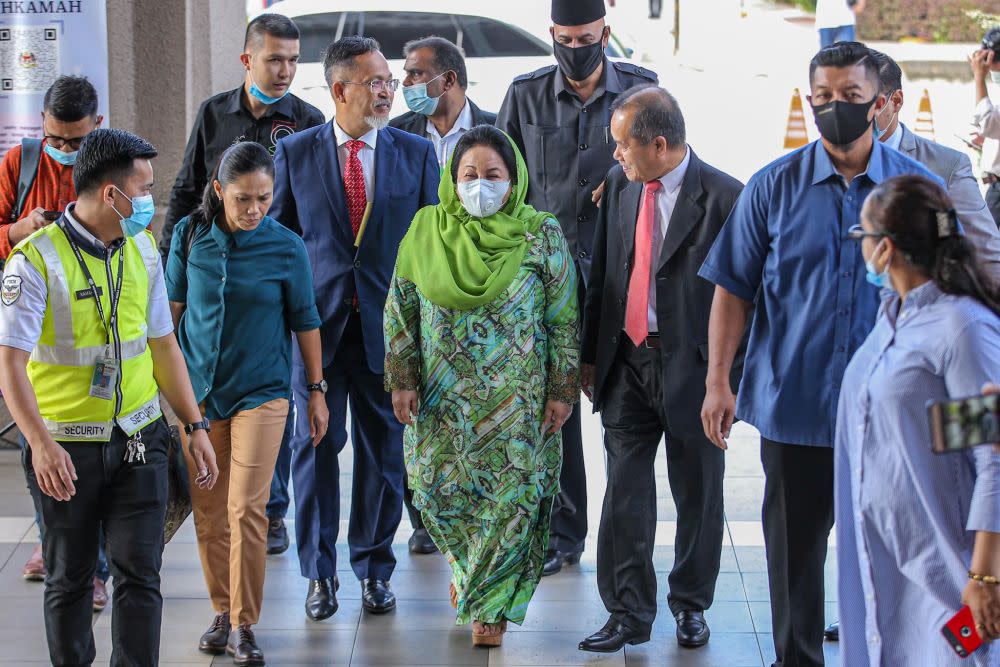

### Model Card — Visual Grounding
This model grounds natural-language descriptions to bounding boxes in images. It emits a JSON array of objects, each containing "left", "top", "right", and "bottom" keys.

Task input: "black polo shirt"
[
  {"left": 496, "top": 59, "right": 657, "bottom": 286},
  {"left": 161, "top": 86, "right": 325, "bottom": 260}
]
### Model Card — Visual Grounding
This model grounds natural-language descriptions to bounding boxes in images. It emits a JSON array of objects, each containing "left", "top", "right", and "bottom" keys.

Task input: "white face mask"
[
  {"left": 457, "top": 179, "right": 510, "bottom": 218},
  {"left": 992, "top": 71, "right": 1000, "bottom": 86}
]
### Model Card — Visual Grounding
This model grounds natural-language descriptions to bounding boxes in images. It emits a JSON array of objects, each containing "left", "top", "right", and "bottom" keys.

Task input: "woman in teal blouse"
[{"left": 165, "top": 142, "right": 328, "bottom": 665}]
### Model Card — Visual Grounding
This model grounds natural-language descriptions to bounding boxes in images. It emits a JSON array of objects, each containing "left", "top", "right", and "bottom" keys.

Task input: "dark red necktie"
[
  {"left": 344, "top": 139, "right": 367, "bottom": 239},
  {"left": 344, "top": 139, "right": 367, "bottom": 310},
  {"left": 625, "top": 180, "right": 662, "bottom": 346}
]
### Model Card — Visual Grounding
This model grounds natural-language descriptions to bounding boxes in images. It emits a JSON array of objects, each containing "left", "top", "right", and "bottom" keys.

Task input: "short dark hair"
[
  {"left": 244, "top": 13, "right": 300, "bottom": 50},
  {"left": 322, "top": 36, "right": 381, "bottom": 86},
  {"left": 867, "top": 48, "right": 903, "bottom": 96},
  {"left": 450, "top": 125, "right": 518, "bottom": 186},
  {"left": 809, "top": 41, "right": 880, "bottom": 89},
  {"left": 611, "top": 84, "right": 686, "bottom": 147},
  {"left": 403, "top": 36, "right": 468, "bottom": 89},
  {"left": 73, "top": 128, "right": 157, "bottom": 195},
  {"left": 42, "top": 75, "right": 98, "bottom": 122}
]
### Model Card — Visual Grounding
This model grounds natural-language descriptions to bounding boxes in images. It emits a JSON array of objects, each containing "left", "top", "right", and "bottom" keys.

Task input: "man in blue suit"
[{"left": 270, "top": 35, "right": 439, "bottom": 620}]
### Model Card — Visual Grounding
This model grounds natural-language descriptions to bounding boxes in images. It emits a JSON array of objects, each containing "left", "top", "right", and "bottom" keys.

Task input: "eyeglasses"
[
  {"left": 44, "top": 134, "right": 86, "bottom": 150},
  {"left": 340, "top": 79, "right": 400, "bottom": 94},
  {"left": 847, "top": 223, "right": 891, "bottom": 241}
]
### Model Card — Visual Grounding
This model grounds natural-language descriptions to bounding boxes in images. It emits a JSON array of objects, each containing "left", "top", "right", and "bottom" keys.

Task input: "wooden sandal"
[{"left": 472, "top": 620, "right": 507, "bottom": 648}]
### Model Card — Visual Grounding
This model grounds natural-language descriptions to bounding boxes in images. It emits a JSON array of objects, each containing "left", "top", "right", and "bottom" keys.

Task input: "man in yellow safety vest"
[{"left": 0, "top": 128, "right": 219, "bottom": 666}]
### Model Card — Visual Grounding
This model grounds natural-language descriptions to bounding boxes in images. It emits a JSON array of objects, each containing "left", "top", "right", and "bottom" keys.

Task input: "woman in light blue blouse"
[{"left": 837, "top": 175, "right": 1000, "bottom": 666}]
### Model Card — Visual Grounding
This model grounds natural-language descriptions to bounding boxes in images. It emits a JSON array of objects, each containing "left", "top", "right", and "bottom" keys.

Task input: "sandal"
[{"left": 472, "top": 620, "right": 507, "bottom": 648}]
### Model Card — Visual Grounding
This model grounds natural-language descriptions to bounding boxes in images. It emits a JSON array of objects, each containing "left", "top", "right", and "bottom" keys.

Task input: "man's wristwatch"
[
  {"left": 307, "top": 379, "right": 328, "bottom": 394},
  {"left": 184, "top": 419, "right": 211, "bottom": 435}
]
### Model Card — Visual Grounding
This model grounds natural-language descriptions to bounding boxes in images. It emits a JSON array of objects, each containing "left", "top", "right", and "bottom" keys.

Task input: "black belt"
[{"left": 623, "top": 332, "right": 661, "bottom": 349}]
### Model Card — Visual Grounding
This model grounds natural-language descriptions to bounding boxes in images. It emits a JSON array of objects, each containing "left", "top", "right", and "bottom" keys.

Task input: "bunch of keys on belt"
[{"left": 125, "top": 430, "right": 146, "bottom": 464}]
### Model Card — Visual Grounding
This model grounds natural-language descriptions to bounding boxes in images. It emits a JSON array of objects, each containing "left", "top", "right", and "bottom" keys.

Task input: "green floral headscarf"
[{"left": 394, "top": 131, "right": 552, "bottom": 310}]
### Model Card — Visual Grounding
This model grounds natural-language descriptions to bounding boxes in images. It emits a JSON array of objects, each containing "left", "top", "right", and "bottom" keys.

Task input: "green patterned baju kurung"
[{"left": 384, "top": 217, "right": 579, "bottom": 625}]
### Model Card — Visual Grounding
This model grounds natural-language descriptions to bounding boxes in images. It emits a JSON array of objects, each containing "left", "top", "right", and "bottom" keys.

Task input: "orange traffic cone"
[
  {"left": 914, "top": 89, "right": 936, "bottom": 142},
  {"left": 783, "top": 88, "right": 809, "bottom": 150}
]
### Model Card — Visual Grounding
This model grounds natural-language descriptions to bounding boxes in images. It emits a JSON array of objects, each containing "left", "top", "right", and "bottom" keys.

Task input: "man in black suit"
[
  {"left": 390, "top": 36, "right": 497, "bottom": 173},
  {"left": 390, "top": 35, "right": 496, "bottom": 555},
  {"left": 579, "top": 85, "right": 744, "bottom": 653}
]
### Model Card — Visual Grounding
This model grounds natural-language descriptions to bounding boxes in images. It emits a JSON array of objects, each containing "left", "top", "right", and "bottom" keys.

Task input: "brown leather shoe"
[
  {"left": 92, "top": 577, "right": 108, "bottom": 612},
  {"left": 21, "top": 544, "right": 45, "bottom": 581}
]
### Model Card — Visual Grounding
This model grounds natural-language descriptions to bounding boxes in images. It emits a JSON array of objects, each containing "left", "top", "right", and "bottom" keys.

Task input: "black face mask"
[
  {"left": 811, "top": 95, "right": 877, "bottom": 147},
  {"left": 553, "top": 37, "right": 605, "bottom": 82}
]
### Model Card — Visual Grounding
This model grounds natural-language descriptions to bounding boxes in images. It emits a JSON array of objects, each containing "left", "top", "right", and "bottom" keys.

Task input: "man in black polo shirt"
[
  {"left": 163, "top": 13, "right": 324, "bottom": 558},
  {"left": 161, "top": 12, "right": 324, "bottom": 261}
]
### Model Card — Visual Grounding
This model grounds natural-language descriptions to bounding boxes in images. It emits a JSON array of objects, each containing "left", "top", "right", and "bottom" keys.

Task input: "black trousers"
[
  {"left": 986, "top": 181, "right": 1000, "bottom": 230},
  {"left": 650, "top": 0, "right": 663, "bottom": 17},
  {"left": 596, "top": 343, "right": 724, "bottom": 633},
  {"left": 761, "top": 439, "right": 834, "bottom": 667},
  {"left": 24, "top": 419, "right": 169, "bottom": 667}
]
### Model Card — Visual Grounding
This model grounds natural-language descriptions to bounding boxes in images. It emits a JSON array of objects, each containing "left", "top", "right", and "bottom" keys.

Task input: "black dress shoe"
[
  {"left": 198, "top": 611, "right": 230, "bottom": 654},
  {"left": 825, "top": 621, "right": 839, "bottom": 641},
  {"left": 361, "top": 578, "right": 396, "bottom": 614},
  {"left": 675, "top": 609, "right": 710, "bottom": 648},
  {"left": 266, "top": 517, "right": 289, "bottom": 555},
  {"left": 578, "top": 618, "right": 650, "bottom": 653},
  {"left": 227, "top": 624, "right": 264, "bottom": 666},
  {"left": 408, "top": 528, "right": 438, "bottom": 554},
  {"left": 541, "top": 549, "right": 582, "bottom": 577},
  {"left": 305, "top": 576, "right": 339, "bottom": 621}
]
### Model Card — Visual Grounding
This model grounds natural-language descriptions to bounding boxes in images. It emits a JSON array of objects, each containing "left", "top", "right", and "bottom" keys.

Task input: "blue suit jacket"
[{"left": 271, "top": 121, "right": 439, "bottom": 372}]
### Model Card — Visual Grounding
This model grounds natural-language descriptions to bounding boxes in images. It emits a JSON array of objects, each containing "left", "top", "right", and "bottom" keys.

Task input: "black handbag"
[{"left": 163, "top": 425, "right": 192, "bottom": 543}]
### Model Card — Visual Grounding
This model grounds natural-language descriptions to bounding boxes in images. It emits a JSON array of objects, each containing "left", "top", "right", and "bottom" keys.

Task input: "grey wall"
[{"left": 105, "top": 0, "right": 245, "bottom": 237}]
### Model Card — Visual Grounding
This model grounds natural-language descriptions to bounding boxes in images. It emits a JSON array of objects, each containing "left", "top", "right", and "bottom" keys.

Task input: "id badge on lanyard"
[
  {"left": 60, "top": 221, "right": 124, "bottom": 401},
  {"left": 89, "top": 354, "right": 119, "bottom": 399}
]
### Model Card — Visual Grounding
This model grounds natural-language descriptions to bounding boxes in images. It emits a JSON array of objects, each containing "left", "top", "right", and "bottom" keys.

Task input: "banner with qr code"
[{"left": 0, "top": 1, "right": 108, "bottom": 153}]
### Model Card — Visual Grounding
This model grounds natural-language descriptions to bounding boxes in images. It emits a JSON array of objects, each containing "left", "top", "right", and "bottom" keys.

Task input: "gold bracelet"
[{"left": 968, "top": 570, "right": 1000, "bottom": 585}]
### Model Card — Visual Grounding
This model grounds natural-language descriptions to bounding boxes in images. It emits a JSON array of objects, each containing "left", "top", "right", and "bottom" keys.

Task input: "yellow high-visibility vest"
[{"left": 16, "top": 223, "right": 162, "bottom": 441}]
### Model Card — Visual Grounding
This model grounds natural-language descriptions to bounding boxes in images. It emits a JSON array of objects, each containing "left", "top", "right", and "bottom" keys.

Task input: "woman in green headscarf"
[{"left": 384, "top": 126, "right": 580, "bottom": 647}]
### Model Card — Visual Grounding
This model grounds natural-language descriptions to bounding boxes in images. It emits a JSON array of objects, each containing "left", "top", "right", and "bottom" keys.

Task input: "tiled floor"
[{"left": 0, "top": 408, "right": 840, "bottom": 665}]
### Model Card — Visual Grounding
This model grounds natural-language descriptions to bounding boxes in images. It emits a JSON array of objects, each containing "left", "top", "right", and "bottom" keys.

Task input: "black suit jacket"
[
  {"left": 582, "top": 149, "right": 746, "bottom": 437},
  {"left": 389, "top": 98, "right": 497, "bottom": 136}
]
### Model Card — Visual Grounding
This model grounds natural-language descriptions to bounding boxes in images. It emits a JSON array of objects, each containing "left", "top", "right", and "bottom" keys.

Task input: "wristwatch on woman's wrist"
[
  {"left": 184, "top": 419, "right": 211, "bottom": 435},
  {"left": 307, "top": 380, "right": 328, "bottom": 394}
]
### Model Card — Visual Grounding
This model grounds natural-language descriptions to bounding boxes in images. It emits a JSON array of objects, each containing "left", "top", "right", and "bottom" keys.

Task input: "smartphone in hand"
[
  {"left": 42, "top": 211, "right": 61, "bottom": 221},
  {"left": 942, "top": 605, "right": 983, "bottom": 658},
  {"left": 928, "top": 393, "right": 1000, "bottom": 454}
]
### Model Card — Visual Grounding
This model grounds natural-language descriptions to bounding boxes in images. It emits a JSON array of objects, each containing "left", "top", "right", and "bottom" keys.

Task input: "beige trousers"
[{"left": 180, "top": 398, "right": 289, "bottom": 626}]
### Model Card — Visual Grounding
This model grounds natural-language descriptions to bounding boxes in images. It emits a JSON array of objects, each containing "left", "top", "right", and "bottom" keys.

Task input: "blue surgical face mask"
[
  {"left": 872, "top": 93, "right": 898, "bottom": 141},
  {"left": 865, "top": 241, "right": 892, "bottom": 288},
  {"left": 110, "top": 186, "right": 155, "bottom": 237},
  {"left": 402, "top": 72, "right": 446, "bottom": 116},
  {"left": 247, "top": 59, "right": 288, "bottom": 106},
  {"left": 44, "top": 143, "right": 77, "bottom": 166},
  {"left": 457, "top": 179, "right": 510, "bottom": 218}
]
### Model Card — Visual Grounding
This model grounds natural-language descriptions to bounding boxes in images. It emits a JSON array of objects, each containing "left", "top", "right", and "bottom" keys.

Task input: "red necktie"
[
  {"left": 625, "top": 180, "right": 662, "bottom": 347},
  {"left": 343, "top": 139, "right": 368, "bottom": 310},
  {"left": 344, "top": 139, "right": 368, "bottom": 239}
]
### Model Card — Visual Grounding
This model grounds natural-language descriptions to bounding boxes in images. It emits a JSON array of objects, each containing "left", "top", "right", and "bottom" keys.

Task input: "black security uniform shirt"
[
  {"left": 496, "top": 59, "right": 657, "bottom": 286},
  {"left": 161, "top": 86, "right": 325, "bottom": 261}
]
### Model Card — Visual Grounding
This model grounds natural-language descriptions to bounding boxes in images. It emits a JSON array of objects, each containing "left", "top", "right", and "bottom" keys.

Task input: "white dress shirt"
[
  {"left": 973, "top": 97, "right": 1000, "bottom": 177},
  {"left": 647, "top": 146, "right": 690, "bottom": 333},
  {"left": 814, "top": 0, "right": 855, "bottom": 29},
  {"left": 334, "top": 121, "right": 378, "bottom": 201},
  {"left": 882, "top": 124, "right": 903, "bottom": 152},
  {"left": 426, "top": 99, "right": 474, "bottom": 169},
  {"left": 0, "top": 206, "right": 173, "bottom": 353}
]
